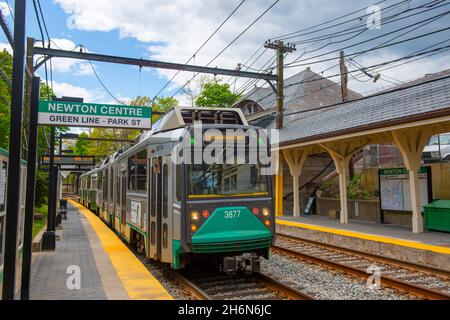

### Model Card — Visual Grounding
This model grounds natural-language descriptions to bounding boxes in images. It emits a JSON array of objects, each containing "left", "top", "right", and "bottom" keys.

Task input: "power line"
[
  {"left": 254, "top": 42, "right": 450, "bottom": 106},
  {"left": 152, "top": 0, "right": 247, "bottom": 99},
  {"left": 284, "top": 26, "right": 450, "bottom": 69},
  {"left": 272, "top": 0, "right": 392, "bottom": 40},
  {"left": 36, "top": 0, "right": 50, "bottom": 43},
  {"left": 284, "top": 10, "right": 450, "bottom": 68},
  {"left": 292, "top": 0, "right": 446, "bottom": 46},
  {"left": 286, "top": 0, "right": 449, "bottom": 67},
  {"left": 88, "top": 59, "right": 126, "bottom": 105},
  {"left": 170, "top": 0, "right": 280, "bottom": 99},
  {"left": 4, "top": 0, "right": 14, "bottom": 19}
]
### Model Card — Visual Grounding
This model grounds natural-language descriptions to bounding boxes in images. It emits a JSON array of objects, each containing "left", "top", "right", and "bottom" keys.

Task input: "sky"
[{"left": 1, "top": 0, "right": 449, "bottom": 118}]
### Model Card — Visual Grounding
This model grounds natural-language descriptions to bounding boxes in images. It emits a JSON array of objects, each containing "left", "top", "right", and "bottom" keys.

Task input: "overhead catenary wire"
[
  {"left": 88, "top": 59, "right": 126, "bottom": 105},
  {"left": 284, "top": 25, "right": 450, "bottom": 69},
  {"left": 251, "top": 37, "right": 450, "bottom": 108},
  {"left": 289, "top": 0, "right": 445, "bottom": 46},
  {"left": 170, "top": 0, "right": 280, "bottom": 99},
  {"left": 152, "top": 0, "right": 247, "bottom": 100},
  {"left": 255, "top": 43, "right": 450, "bottom": 113},
  {"left": 286, "top": 0, "right": 449, "bottom": 66},
  {"left": 239, "top": 0, "right": 448, "bottom": 105},
  {"left": 272, "top": 0, "right": 392, "bottom": 41}
]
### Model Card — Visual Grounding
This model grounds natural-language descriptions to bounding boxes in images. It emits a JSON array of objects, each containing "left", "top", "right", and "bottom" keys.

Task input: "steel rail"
[
  {"left": 273, "top": 234, "right": 450, "bottom": 300},
  {"left": 254, "top": 272, "right": 315, "bottom": 300},
  {"left": 277, "top": 233, "right": 450, "bottom": 278},
  {"left": 170, "top": 270, "right": 212, "bottom": 300}
]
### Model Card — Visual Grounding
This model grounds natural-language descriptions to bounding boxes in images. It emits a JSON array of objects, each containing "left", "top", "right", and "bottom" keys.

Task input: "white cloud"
[
  {"left": 52, "top": 81, "right": 106, "bottom": 102},
  {"left": 0, "top": 2, "right": 11, "bottom": 17},
  {"left": 53, "top": 0, "right": 450, "bottom": 101},
  {"left": 0, "top": 42, "right": 12, "bottom": 54},
  {"left": 35, "top": 38, "right": 94, "bottom": 76},
  {"left": 52, "top": 0, "right": 295, "bottom": 96}
]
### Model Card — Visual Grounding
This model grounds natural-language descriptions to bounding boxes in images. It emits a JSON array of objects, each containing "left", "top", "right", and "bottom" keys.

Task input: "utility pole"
[
  {"left": 339, "top": 50, "right": 355, "bottom": 179},
  {"left": 264, "top": 40, "right": 296, "bottom": 129},
  {"left": 23, "top": 38, "right": 35, "bottom": 159},
  {"left": 20, "top": 76, "right": 40, "bottom": 300},
  {"left": 339, "top": 50, "right": 348, "bottom": 103}
]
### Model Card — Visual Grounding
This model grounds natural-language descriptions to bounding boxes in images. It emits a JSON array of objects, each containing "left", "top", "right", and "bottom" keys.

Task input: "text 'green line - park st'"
[{"left": 38, "top": 100, "right": 152, "bottom": 129}]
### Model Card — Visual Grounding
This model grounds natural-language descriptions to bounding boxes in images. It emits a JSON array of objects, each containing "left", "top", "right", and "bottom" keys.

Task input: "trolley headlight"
[
  {"left": 252, "top": 207, "right": 260, "bottom": 215},
  {"left": 202, "top": 210, "right": 210, "bottom": 218},
  {"left": 191, "top": 210, "right": 200, "bottom": 221},
  {"left": 191, "top": 224, "right": 198, "bottom": 232},
  {"left": 264, "top": 219, "right": 271, "bottom": 227},
  {"left": 262, "top": 207, "right": 270, "bottom": 217}
]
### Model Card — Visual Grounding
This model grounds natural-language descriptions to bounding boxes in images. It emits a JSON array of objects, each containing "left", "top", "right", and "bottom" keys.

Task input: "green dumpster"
[{"left": 423, "top": 200, "right": 450, "bottom": 232}]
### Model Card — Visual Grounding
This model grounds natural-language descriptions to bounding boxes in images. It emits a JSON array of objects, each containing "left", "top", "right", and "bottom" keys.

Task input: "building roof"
[
  {"left": 276, "top": 74, "right": 450, "bottom": 147},
  {"left": 235, "top": 67, "right": 361, "bottom": 112}
]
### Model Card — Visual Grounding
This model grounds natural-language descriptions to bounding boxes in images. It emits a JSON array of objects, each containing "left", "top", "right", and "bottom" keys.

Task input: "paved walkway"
[
  {"left": 30, "top": 203, "right": 110, "bottom": 299},
  {"left": 30, "top": 201, "right": 172, "bottom": 300}
]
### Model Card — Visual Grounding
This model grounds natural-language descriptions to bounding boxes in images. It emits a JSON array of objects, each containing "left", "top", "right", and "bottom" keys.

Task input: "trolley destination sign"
[
  {"left": 40, "top": 155, "right": 96, "bottom": 166},
  {"left": 38, "top": 100, "right": 152, "bottom": 129}
]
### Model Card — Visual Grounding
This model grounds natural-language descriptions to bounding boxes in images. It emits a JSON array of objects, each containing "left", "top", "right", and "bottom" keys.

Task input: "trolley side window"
[
  {"left": 163, "top": 163, "right": 168, "bottom": 218},
  {"left": 176, "top": 165, "right": 181, "bottom": 202},
  {"left": 128, "top": 150, "right": 147, "bottom": 192}
]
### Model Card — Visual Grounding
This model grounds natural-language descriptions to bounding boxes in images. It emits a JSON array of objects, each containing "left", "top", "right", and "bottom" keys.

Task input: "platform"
[
  {"left": 276, "top": 214, "right": 450, "bottom": 272},
  {"left": 29, "top": 201, "right": 172, "bottom": 300}
]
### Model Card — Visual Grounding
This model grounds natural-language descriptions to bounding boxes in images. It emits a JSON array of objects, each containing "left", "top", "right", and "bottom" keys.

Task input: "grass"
[{"left": 32, "top": 204, "right": 48, "bottom": 239}]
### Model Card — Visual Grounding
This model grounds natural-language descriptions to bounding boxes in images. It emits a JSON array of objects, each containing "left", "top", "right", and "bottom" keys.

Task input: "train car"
[
  {"left": 97, "top": 151, "right": 122, "bottom": 227},
  {"left": 0, "top": 147, "right": 27, "bottom": 293},
  {"left": 79, "top": 165, "right": 100, "bottom": 214},
  {"left": 95, "top": 106, "right": 275, "bottom": 274}
]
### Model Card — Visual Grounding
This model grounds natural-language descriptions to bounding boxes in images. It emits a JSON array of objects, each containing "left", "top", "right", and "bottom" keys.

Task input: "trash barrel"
[{"left": 423, "top": 200, "right": 450, "bottom": 232}]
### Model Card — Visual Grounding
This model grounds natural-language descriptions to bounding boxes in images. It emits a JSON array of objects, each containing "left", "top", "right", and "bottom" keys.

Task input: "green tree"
[
  {"left": 73, "top": 132, "right": 90, "bottom": 155},
  {"left": 195, "top": 80, "right": 240, "bottom": 107},
  {"left": 154, "top": 96, "right": 178, "bottom": 112},
  {"left": 0, "top": 49, "right": 12, "bottom": 149}
]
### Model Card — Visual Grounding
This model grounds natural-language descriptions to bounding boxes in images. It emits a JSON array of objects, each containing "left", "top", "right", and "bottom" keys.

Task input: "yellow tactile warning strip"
[
  {"left": 276, "top": 219, "right": 450, "bottom": 255},
  {"left": 69, "top": 199, "right": 173, "bottom": 300}
]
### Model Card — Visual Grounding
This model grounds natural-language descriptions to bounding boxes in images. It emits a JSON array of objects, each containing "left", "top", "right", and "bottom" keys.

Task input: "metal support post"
[
  {"left": 2, "top": 0, "right": 27, "bottom": 300},
  {"left": 20, "top": 76, "right": 41, "bottom": 300}
]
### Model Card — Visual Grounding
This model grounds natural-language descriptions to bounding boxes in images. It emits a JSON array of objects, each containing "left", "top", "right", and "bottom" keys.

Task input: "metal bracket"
[
  {"left": 265, "top": 79, "right": 278, "bottom": 95},
  {"left": 34, "top": 55, "right": 52, "bottom": 71}
]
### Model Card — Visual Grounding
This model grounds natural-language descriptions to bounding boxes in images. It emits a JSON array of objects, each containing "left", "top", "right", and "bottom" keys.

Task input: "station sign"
[
  {"left": 38, "top": 100, "right": 152, "bottom": 129},
  {"left": 41, "top": 155, "right": 96, "bottom": 166}
]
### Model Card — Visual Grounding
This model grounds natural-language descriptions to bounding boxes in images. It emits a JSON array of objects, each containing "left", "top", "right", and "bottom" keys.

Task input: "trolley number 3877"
[{"left": 224, "top": 209, "right": 241, "bottom": 219}]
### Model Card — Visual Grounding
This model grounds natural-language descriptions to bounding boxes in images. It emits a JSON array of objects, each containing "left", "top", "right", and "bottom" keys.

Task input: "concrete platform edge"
[{"left": 276, "top": 222, "right": 450, "bottom": 272}]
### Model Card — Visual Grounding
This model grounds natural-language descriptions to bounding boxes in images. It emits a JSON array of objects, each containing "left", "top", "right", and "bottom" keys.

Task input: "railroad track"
[
  {"left": 273, "top": 233, "right": 450, "bottom": 300},
  {"left": 170, "top": 269, "right": 315, "bottom": 300}
]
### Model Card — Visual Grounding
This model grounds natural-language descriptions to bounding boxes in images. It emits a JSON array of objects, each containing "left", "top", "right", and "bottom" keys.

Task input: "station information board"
[
  {"left": 379, "top": 166, "right": 431, "bottom": 212},
  {"left": 41, "top": 155, "right": 96, "bottom": 166},
  {"left": 38, "top": 100, "right": 152, "bottom": 129}
]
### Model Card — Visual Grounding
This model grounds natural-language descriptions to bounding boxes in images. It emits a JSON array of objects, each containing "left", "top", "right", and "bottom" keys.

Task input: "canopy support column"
[
  {"left": 283, "top": 149, "right": 309, "bottom": 217},
  {"left": 392, "top": 128, "right": 432, "bottom": 233},
  {"left": 320, "top": 139, "right": 369, "bottom": 224}
]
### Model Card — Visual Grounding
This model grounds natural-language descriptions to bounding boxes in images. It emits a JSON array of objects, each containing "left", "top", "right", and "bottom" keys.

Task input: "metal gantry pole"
[
  {"left": 1, "top": 0, "right": 27, "bottom": 300},
  {"left": 20, "top": 76, "right": 41, "bottom": 300},
  {"left": 41, "top": 127, "right": 56, "bottom": 250}
]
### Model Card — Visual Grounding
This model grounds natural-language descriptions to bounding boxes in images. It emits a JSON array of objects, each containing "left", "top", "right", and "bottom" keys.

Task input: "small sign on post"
[
  {"left": 40, "top": 155, "right": 96, "bottom": 166},
  {"left": 38, "top": 100, "right": 152, "bottom": 129}
]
